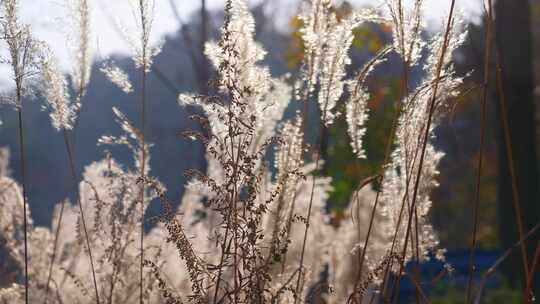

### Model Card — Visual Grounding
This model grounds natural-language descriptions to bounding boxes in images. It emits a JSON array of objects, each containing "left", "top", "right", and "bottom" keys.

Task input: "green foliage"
[
  {"left": 285, "top": 1, "right": 400, "bottom": 214},
  {"left": 325, "top": 77, "right": 400, "bottom": 211},
  {"left": 352, "top": 26, "right": 385, "bottom": 53},
  {"left": 285, "top": 16, "right": 305, "bottom": 68}
]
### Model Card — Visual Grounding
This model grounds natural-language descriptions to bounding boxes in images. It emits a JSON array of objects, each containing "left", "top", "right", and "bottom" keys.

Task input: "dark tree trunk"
[
  {"left": 200, "top": 0, "right": 210, "bottom": 94},
  {"left": 494, "top": 0, "right": 540, "bottom": 295}
]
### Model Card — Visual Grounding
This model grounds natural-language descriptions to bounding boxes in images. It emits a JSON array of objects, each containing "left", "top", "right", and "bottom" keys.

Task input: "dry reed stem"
[
  {"left": 63, "top": 129, "right": 101, "bottom": 304},
  {"left": 44, "top": 71, "right": 90, "bottom": 304},
  {"left": 465, "top": 0, "right": 493, "bottom": 302},
  {"left": 473, "top": 223, "right": 540, "bottom": 304},
  {"left": 294, "top": 65, "right": 332, "bottom": 303},
  {"left": 391, "top": 2, "right": 457, "bottom": 303},
  {"left": 494, "top": 59, "right": 532, "bottom": 300},
  {"left": 16, "top": 107, "right": 29, "bottom": 304},
  {"left": 137, "top": 1, "right": 149, "bottom": 303},
  {"left": 348, "top": 62, "right": 407, "bottom": 303},
  {"left": 526, "top": 241, "right": 540, "bottom": 302}
]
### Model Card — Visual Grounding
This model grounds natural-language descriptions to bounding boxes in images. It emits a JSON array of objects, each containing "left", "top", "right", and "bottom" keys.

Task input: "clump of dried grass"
[{"left": 0, "top": 0, "right": 473, "bottom": 303}]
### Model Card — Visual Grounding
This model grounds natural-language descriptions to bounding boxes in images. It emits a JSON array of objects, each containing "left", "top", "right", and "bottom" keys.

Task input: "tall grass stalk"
[
  {"left": 465, "top": 0, "right": 493, "bottom": 302},
  {"left": 494, "top": 56, "right": 531, "bottom": 299},
  {"left": 373, "top": 0, "right": 425, "bottom": 300},
  {"left": 293, "top": 137, "right": 323, "bottom": 304},
  {"left": 137, "top": 0, "right": 149, "bottom": 302},
  {"left": 16, "top": 104, "right": 29, "bottom": 304},
  {"left": 348, "top": 55, "right": 408, "bottom": 304},
  {"left": 63, "top": 129, "right": 101, "bottom": 304},
  {"left": 473, "top": 223, "right": 540, "bottom": 304},
  {"left": 36, "top": 43, "right": 100, "bottom": 304},
  {"left": 1, "top": 1, "right": 38, "bottom": 301},
  {"left": 526, "top": 241, "right": 540, "bottom": 301},
  {"left": 43, "top": 72, "right": 90, "bottom": 304},
  {"left": 391, "top": 1, "right": 457, "bottom": 302},
  {"left": 42, "top": 0, "right": 98, "bottom": 301}
]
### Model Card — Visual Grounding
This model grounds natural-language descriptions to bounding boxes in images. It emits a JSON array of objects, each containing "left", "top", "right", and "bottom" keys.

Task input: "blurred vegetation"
[
  {"left": 286, "top": 1, "right": 399, "bottom": 215},
  {"left": 428, "top": 280, "right": 522, "bottom": 304},
  {"left": 285, "top": 1, "right": 502, "bottom": 251}
]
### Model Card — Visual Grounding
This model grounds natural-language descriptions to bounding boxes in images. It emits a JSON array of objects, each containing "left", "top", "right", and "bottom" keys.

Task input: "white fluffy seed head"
[
  {"left": 0, "top": 0, "right": 41, "bottom": 107},
  {"left": 345, "top": 46, "right": 391, "bottom": 159},
  {"left": 39, "top": 45, "right": 78, "bottom": 131},
  {"left": 101, "top": 62, "right": 133, "bottom": 94},
  {"left": 386, "top": 0, "right": 426, "bottom": 66},
  {"left": 120, "top": 0, "right": 161, "bottom": 72},
  {"left": 67, "top": 0, "right": 92, "bottom": 99}
]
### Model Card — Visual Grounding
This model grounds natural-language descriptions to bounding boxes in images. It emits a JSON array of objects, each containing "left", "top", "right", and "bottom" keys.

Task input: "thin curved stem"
[
  {"left": 392, "top": 2, "right": 457, "bottom": 303},
  {"left": 63, "top": 129, "right": 101, "bottom": 304},
  {"left": 16, "top": 106, "right": 29, "bottom": 304},
  {"left": 138, "top": 1, "right": 149, "bottom": 303},
  {"left": 465, "top": 1, "right": 493, "bottom": 302},
  {"left": 494, "top": 45, "right": 531, "bottom": 284}
]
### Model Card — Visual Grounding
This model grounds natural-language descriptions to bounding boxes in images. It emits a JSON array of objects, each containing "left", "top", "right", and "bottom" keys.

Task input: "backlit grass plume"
[{"left": 0, "top": 0, "right": 472, "bottom": 303}]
